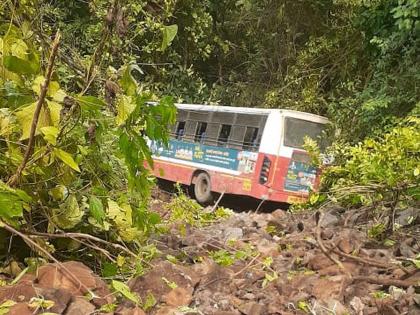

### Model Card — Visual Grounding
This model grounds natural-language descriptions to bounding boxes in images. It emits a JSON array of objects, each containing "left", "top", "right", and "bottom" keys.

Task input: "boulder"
[
  {"left": 65, "top": 297, "right": 95, "bottom": 315},
  {"left": 223, "top": 227, "right": 244, "bottom": 241},
  {"left": 7, "top": 302, "right": 32, "bottom": 315},
  {"left": 129, "top": 261, "right": 199, "bottom": 303},
  {"left": 163, "top": 287, "right": 193, "bottom": 307},
  {"left": 0, "top": 283, "right": 36, "bottom": 303}
]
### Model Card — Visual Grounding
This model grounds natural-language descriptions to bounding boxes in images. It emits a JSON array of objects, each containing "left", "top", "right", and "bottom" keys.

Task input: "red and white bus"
[{"left": 150, "top": 104, "right": 328, "bottom": 204}]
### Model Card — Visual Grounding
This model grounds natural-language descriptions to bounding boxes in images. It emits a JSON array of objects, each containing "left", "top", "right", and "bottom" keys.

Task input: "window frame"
[
  {"left": 194, "top": 121, "right": 208, "bottom": 143},
  {"left": 217, "top": 124, "right": 232, "bottom": 146}
]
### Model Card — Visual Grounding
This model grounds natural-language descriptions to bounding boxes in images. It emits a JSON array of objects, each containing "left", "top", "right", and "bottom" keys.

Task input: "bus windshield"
[{"left": 284, "top": 117, "right": 325, "bottom": 149}]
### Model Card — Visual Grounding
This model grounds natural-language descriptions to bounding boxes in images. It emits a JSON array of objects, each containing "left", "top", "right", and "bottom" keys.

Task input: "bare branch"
[{"left": 8, "top": 32, "right": 61, "bottom": 187}]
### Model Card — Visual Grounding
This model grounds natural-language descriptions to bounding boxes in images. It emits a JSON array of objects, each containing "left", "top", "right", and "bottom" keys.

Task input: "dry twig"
[
  {"left": 24, "top": 230, "right": 138, "bottom": 259},
  {"left": 315, "top": 211, "right": 351, "bottom": 278},
  {"left": 331, "top": 248, "right": 409, "bottom": 274},
  {"left": 353, "top": 275, "right": 418, "bottom": 288},
  {"left": 0, "top": 220, "right": 92, "bottom": 295}
]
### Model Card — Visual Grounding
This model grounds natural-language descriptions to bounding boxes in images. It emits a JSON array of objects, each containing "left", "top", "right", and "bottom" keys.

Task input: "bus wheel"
[{"left": 194, "top": 172, "right": 213, "bottom": 204}]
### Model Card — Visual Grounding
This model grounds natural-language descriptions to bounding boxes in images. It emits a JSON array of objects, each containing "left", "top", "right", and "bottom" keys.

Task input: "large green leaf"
[
  {"left": 10, "top": 39, "right": 28, "bottom": 58},
  {"left": 40, "top": 126, "right": 59, "bottom": 145},
  {"left": 119, "top": 65, "right": 141, "bottom": 96},
  {"left": 89, "top": 196, "right": 105, "bottom": 225},
  {"left": 107, "top": 199, "right": 132, "bottom": 229},
  {"left": 31, "top": 77, "right": 66, "bottom": 102},
  {"left": 52, "top": 195, "right": 83, "bottom": 229},
  {"left": 111, "top": 280, "right": 141, "bottom": 305},
  {"left": 76, "top": 95, "right": 106, "bottom": 111},
  {"left": 15, "top": 101, "right": 62, "bottom": 140},
  {"left": 161, "top": 24, "right": 178, "bottom": 51},
  {"left": 0, "top": 182, "right": 31, "bottom": 225},
  {"left": 116, "top": 95, "right": 135, "bottom": 125},
  {"left": 53, "top": 148, "right": 80, "bottom": 172},
  {"left": 3, "top": 55, "right": 38, "bottom": 75}
]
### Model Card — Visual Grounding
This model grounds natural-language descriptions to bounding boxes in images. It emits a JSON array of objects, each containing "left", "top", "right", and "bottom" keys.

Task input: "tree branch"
[
  {"left": 8, "top": 32, "right": 61, "bottom": 187},
  {"left": 0, "top": 220, "right": 92, "bottom": 295},
  {"left": 315, "top": 211, "right": 351, "bottom": 278}
]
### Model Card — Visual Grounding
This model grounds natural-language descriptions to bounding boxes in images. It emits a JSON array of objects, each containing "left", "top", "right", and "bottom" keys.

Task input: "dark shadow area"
[
  {"left": 214, "top": 193, "right": 289, "bottom": 213},
  {"left": 155, "top": 178, "right": 289, "bottom": 213}
]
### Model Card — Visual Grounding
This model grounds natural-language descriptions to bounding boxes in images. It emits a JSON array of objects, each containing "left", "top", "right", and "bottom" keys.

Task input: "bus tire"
[{"left": 194, "top": 172, "right": 213, "bottom": 204}]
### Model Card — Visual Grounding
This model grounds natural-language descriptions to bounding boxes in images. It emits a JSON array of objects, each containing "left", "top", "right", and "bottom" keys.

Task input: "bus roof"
[{"left": 175, "top": 103, "right": 328, "bottom": 123}]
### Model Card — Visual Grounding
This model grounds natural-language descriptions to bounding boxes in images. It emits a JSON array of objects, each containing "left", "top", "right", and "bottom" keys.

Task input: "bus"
[{"left": 150, "top": 104, "right": 328, "bottom": 204}]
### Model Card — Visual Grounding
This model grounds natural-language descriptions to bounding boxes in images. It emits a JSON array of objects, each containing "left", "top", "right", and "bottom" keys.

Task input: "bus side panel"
[
  {"left": 151, "top": 154, "right": 312, "bottom": 204},
  {"left": 211, "top": 172, "right": 255, "bottom": 195},
  {"left": 152, "top": 158, "right": 262, "bottom": 197},
  {"left": 151, "top": 159, "right": 194, "bottom": 185}
]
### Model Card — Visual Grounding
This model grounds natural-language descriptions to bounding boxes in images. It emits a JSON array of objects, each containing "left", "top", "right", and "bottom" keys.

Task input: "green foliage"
[
  {"left": 6, "top": 0, "right": 416, "bottom": 144},
  {"left": 111, "top": 280, "right": 141, "bottom": 305},
  {"left": 321, "top": 117, "right": 419, "bottom": 195},
  {"left": 161, "top": 25, "right": 178, "bottom": 51},
  {"left": 0, "top": 300, "right": 16, "bottom": 315},
  {"left": 0, "top": 13, "right": 175, "bottom": 267},
  {"left": 209, "top": 245, "right": 256, "bottom": 267},
  {"left": 166, "top": 184, "right": 232, "bottom": 227},
  {"left": 305, "top": 117, "right": 419, "bottom": 234},
  {"left": 209, "top": 249, "right": 235, "bottom": 267},
  {"left": 0, "top": 182, "right": 31, "bottom": 226},
  {"left": 0, "top": 0, "right": 418, "bottom": 284}
]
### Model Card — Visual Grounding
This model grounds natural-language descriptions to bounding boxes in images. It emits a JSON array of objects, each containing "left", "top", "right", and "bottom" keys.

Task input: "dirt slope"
[{"left": 0, "top": 206, "right": 418, "bottom": 314}]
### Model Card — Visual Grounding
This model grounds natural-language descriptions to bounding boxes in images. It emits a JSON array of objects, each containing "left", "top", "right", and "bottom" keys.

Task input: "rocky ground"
[{"left": 0, "top": 199, "right": 419, "bottom": 315}]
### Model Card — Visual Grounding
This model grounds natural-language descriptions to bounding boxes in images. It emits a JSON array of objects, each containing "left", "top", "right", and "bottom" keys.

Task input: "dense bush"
[
  {"left": 0, "top": 25, "right": 175, "bottom": 262},
  {"left": 304, "top": 117, "right": 419, "bottom": 235}
]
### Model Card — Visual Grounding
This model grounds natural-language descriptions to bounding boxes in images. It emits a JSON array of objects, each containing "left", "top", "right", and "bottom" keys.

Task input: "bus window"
[
  {"left": 243, "top": 127, "right": 259, "bottom": 151},
  {"left": 229, "top": 126, "right": 246, "bottom": 149},
  {"left": 175, "top": 121, "right": 186, "bottom": 140},
  {"left": 284, "top": 117, "right": 324, "bottom": 149},
  {"left": 218, "top": 124, "right": 231, "bottom": 146},
  {"left": 195, "top": 122, "right": 207, "bottom": 143}
]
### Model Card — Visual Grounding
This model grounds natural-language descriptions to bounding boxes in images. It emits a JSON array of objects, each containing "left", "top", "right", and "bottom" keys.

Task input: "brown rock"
[
  {"left": 65, "top": 297, "right": 95, "bottom": 315},
  {"left": 36, "top": 261, "right": 113, "bottom": 307},
  {"left": 323, "top": 299, "right": 348, "bottom": 315},
  {"left": 318, "top": 262, "right": 359, "bottom": 276},
  {"left": 16, "top": 273, "right": 36, "bottom": 285},
  {"left": 35, "top": 287, "right": 72, "bottom": 313},
  {"left": 154, "top": 306, "right": 178, "bottom": 315},
  {"left": 378, "top": 304, "right": 399, "bottom": 315},
  {"left": 116, "top": 306, "right": 146, "bottom": 315},
  {"left": 321, "top": 228, "right": 334, "bottom": 240},
  {"left": 192, "top": 258, "right": 217, "bottom": 277},
  {"left": 37, "top": 261, "right": 97, "bottom": 295},
  {"left": 129, "top": 261, "right": 199, "bottom": 302},
  {"left": 0, "top": 283, "right": 36, "bottom": 302},
  {"left": 255, "top": 239, "right": 279, "bottom": 257},
  {"left": 312, "top": 277, "right": 344, "bottom": 300},
  {"left": 307, "top": 253, "right": 335, "bottom": 270},
  {"left": 7, "top": 302, "right": 32, "bottom": 315},
  {"left": 364, "top": 307, "right": 379, "bottom": 315},
  {"left": 238, "top": 302, "right": 266, "bottom": 315},
  {"left": 338, "top": 238, "right": 354, "bottom": 254},
  {"left": 271, "top": 209, "right": 289, "bottom": 220},
  {"left": 163, "top": 287, "right": 193, "bottom": 307}
]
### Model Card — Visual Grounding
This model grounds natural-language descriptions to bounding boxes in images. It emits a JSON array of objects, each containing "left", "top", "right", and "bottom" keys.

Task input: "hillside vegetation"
[{"left": 0, "top": 0, "right": 418, "bottom": 314}]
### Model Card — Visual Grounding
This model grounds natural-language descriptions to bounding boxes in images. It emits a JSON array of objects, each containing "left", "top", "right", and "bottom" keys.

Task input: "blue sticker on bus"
[
  {"left": 284, "top": 160, "right": 317, "bottom": 193},
  {"left": 151, "top": 140, "right": 258, "bottom": 172},
  {"left": 151, "top": 140, "right": 239, "bottom": 170}
]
